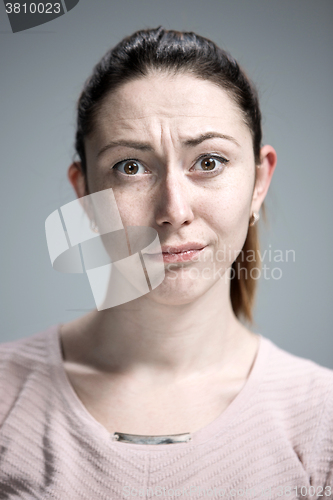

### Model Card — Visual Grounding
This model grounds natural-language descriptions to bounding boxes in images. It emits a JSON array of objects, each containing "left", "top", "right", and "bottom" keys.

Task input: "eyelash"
[
  {"left": 110, "top": 154, "right": 230, "bottom": 177},
  {"left": 191, "top": 154, "right": 230, "bottom": 174}
]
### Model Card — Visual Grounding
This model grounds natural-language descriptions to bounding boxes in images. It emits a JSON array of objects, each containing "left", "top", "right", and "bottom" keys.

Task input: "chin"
[{"left": 144, "top": 270, "right": 216, "bottom": 307}]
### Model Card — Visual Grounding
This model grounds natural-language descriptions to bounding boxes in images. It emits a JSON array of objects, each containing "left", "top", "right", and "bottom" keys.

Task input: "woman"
[{"left": 0, "top": 27, "right": 332, "bottom": 499}]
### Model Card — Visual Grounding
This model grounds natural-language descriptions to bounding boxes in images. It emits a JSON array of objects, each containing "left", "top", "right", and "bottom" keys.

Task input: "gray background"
[{"left": 1, "top": 0, "right": 332, "bottom": 368}]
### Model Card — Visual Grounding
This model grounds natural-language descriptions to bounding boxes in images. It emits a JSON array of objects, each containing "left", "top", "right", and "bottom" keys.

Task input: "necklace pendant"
[{"left": 113, "top": 432, "right": 192, "bottom": 445}]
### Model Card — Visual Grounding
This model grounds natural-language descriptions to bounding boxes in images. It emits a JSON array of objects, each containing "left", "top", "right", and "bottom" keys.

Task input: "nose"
[{"left": 154, "top": 168, "right": 195, "bottom": 229}]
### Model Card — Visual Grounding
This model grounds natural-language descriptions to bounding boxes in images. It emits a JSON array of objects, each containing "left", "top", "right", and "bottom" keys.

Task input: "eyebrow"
[
  {"left": 97, "top": 132, "right": 240, "bottom": 158},
  {"left": 183, "top": 132, "right": 240, "bottom": 148}
]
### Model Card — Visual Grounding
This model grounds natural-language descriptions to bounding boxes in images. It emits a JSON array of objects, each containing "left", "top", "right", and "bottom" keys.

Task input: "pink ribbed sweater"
[{"left": 0, "top": 324, "right": 332, "bottom": 500}]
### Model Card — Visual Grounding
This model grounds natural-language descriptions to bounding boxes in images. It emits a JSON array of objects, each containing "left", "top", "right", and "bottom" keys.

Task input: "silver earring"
[{"left": 249, "top": 212, "right": 260, "bottom": 227}]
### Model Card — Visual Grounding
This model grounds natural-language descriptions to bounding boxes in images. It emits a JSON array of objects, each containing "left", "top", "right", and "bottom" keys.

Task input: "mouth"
[
  {"left": 145, "top": 244, "right": 207, "bottom": 263},
  {"left": 160, "top": 243, "right": 207, "bottom": 254}
]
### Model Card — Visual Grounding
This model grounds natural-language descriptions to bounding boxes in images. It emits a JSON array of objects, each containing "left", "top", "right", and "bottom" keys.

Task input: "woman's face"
[{"left": 83, "top": 72, "right": 262, "bottom": 306}]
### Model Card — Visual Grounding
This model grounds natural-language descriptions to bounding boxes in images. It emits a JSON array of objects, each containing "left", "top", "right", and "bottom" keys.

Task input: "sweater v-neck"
[{"left": 48, "top": 322, "right": 272, "bottom": 453}]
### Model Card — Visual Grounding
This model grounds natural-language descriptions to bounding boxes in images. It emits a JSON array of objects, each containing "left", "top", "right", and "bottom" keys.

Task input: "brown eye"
[
  {"left": 193, "top": 155, "right": 229, "bottom": 173},
  {"left": 124, "top": 161, "right": 139, "bottom": 175},
  {"left": 200, "top": 158, "right": 216, "bottom": 170},
  {"left": 111, "top": 159, "right": 146, "bottom": 176}
]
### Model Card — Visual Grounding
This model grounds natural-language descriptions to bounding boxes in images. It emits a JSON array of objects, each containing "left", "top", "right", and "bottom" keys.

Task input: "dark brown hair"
[{"left": 74, "top": 26, "right": 265, "bottom": 325}]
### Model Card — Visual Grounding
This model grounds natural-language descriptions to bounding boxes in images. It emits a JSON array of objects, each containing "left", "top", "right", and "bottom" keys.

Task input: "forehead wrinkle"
[
  {"left": 98, "top": 112, "right": 238, "bottom": 123},
  {"left": 95, "top": 112, "right": 242, "bottom": 145},
  {"left": 94, "top": 118, "right": 246, "bottom": 162},
  {"left": 97, "top": 72, "right": 246, "bottom": 129},
  {"left": 93, "top": 92, "right": 250, "bottom": 159}
]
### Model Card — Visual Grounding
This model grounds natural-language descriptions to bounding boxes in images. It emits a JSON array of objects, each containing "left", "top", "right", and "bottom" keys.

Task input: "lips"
[
  {"left": 160, "top": 243, "right": 206, "bottom": 254},
  {"left": 144, "top": 243, "right": 207, "bottom": 263}
]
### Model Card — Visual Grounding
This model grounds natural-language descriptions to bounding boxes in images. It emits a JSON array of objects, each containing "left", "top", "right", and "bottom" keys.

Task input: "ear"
[
  {"left": 250, "top": 145, "right": 277, "bottom": 214},
  {"left": 67, "top": 161, "right": 88, "bottom": 199},
  {"left": 67, "top": 162, "right": 96, "bottom": 222}
]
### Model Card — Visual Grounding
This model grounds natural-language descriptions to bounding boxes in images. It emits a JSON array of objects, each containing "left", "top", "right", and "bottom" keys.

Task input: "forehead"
[{"left": 90, "top": 72, "right": 251, "bottom": 146}]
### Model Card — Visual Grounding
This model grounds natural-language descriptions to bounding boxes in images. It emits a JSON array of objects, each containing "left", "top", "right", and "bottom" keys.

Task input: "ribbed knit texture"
[{"left": 0, "top": 324, "right": 332, "bottom": 499}]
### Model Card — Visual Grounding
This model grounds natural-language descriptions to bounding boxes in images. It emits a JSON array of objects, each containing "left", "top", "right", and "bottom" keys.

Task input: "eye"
[
  {"left": 192, "top": 154, "right": 229, "bottom": 173},
  {"left": 111, "top": 159, "right": 147, "bottom": 176}
]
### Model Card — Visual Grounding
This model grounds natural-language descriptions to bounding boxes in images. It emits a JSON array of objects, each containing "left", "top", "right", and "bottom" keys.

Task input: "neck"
[{"left": 73, "top": 277, "right": 255, "bottom": 382}]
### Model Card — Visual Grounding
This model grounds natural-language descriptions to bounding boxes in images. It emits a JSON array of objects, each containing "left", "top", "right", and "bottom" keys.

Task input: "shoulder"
[
  {"left": 259, "top": 336, "right": 333, "bottom": 419},
  {"left": 0, "top": 325, "right": 55, "bottom": 373},
  {"left": 261, "top": 336, "right": 333, "bottom": 400},
  {"left": 258, "top": 337, "right": 333, "bottom": 485},
  {"left": 0, "top": 324, "right": 59, "bottom": 428}
]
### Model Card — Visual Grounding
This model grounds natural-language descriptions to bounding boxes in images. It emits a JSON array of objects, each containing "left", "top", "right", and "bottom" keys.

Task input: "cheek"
[
  {"left": 112, "top": 188, "right": 152, "bottom": 226},
  {"left": 203, "top": 177, "right": 253, "bottom": 250}
]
